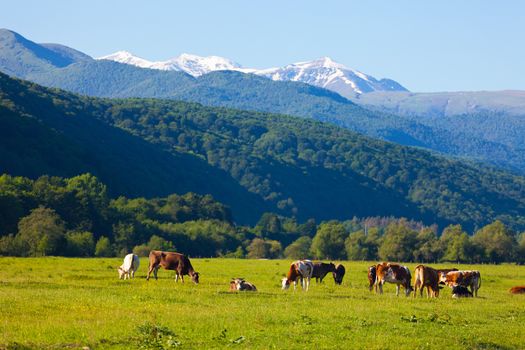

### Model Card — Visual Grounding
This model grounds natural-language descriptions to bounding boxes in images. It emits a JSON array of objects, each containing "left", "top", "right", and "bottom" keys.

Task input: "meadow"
[{"left": 0, "top": 258, "right": 524, "bottom": 349}]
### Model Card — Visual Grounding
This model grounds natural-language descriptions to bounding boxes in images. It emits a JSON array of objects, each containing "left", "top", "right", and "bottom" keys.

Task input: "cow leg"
[
  {"left": 306, "top": 277, "right": 310, "bottom": 291},
  {"left": 175, "top": 273, "right": 179, "bottom": 282},
  {"left": 146, "top": 265, "right": 154, "bottom": 281},
  {"left": 378, "top": 281, "right": 383, "bottom": 294},
  {"left": 181, "top": 274, "right": 184, "bottom": 283},
  {"left": 154, "top": 266, "right": 159, "bottom": 280},
  {"left": 396, "top": 284, "right": 400, "bottom": 296}
]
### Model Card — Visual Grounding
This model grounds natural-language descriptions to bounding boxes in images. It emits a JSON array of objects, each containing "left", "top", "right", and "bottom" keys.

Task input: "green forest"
[
  {"left": 1, "top": 173, "right": 524, "bottom": 263},
  {"left": 2, "top": 72, "right": 525, "bottom": 232}
]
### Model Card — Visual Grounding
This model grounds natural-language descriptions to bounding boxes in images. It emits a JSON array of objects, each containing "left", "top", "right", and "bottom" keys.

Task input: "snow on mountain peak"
[
  {"left": 98, "top": 51, "right": 407, "bottom": 96},
  {"left": 98, "top": 51, "right": 154, "bottom": 69}
]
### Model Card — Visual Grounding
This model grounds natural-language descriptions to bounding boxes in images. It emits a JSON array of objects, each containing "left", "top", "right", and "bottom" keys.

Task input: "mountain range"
[
  {"left": 1, "top": 28, "right": 525, "bottom": 175},
  {"left": 99, "top": 51, "right": 408, "bottom": 97},
  {"left": 2, "top": 71, "right": 525, "bottom": 232}
]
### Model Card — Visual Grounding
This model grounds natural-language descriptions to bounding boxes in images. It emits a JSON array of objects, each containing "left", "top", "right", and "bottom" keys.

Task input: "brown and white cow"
[
  {"left": 509, "top": 286, "right": 525, "bottom": 294},
  {"left": 442, "top": 270, "right": 481, "bottom": 297},
  {"left": 312, "top": 262, "right": 336, "bottom": 283},
  {"left": 282, "top": 260, "right": 314, "bottom": 291},
  {"left": 333, "top": 264, "right": 346, "bottom": 285},
  {"left": 146, "top": 250, "right": 199, "bottom": 284},
  {"left": 230, "top": 278, "right": 257, "bottom": 292},
  {"left": 413, "top": 265, "right": 440, "bottom": 298},
  {"left": 436, "top": 268, "right": 458, "bottom": 285},
  {"left": 367, "top": 265, "right": 377, "bottom": 291},
  {"left": 375, "top": 262, "right": 413, "bottom": 296}
]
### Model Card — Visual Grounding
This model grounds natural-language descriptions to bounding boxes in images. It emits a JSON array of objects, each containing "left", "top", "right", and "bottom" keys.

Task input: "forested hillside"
[
  {"left": 2, "top": 28, "right": 525, "bottom": 173},
  {"left": 2, "top": 72, "right": 525, "bottom": 232},
  {"left": 1, "top": 174, "right": 524, "bottom": 263}
]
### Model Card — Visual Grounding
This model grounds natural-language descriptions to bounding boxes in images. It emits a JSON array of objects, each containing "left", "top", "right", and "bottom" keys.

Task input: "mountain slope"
[
  {"left": 2, "top": 72, "right": 525, "bottom": 231},
  {"left": 0, "top": 29, "right": 91, "bottom": 77}
]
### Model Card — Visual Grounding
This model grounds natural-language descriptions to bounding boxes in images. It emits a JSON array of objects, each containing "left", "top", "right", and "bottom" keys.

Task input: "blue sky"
[{"left": 3, "top": 0, "right": 524, "bottom": 92}]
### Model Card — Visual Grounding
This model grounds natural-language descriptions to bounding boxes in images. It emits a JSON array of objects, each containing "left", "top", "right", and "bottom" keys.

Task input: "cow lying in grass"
[
  {"left": 452, "top": 285, "right": 473, "bottom": 298},
  {"left": 229, "top": 278, "right": 257, "bottom": 292},
  {"left": 118, "top": 253, "right": 140, "bottom": 280},
  {"left": 509, "top": 286, "right": 525, "bottom": 294}
]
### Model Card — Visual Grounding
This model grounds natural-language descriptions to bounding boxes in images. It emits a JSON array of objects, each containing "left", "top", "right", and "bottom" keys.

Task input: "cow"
[
  {"left": 413, "top": 265, "right": 440, "bottom": 298},
  {"left": 333, "top": 264, "right": 346, "bottom": 285},
  {"left": 436, "top": 268, "right": 458, "bottom": 285},
  {"left": 282, "top": 260, "right": 314, "bottom": 291},
  {"left": 509, "top": 286, "right": 525, "bottom": 294},
  {"left": 442, "top": 270, "right": 481, "bottom": 297},
  {"left": 312, "top": 262, "right": 336, "bottom": 283},
  {"left": 452, "top": 285, "right": 473, "bottom": 298},
  {"left": 118, "top": 253, "right": 140, "bottom": 280},
  {"left": 230, "top": 278, "right": 257, "bottom": 292},
  {"left": 367, "top": 265, "right": 376, "bottom": 291},
  {"left": 375, "top": 262, "right": 413, "bottom": 296},
  {"left": 146, "top": 250, "right": 199, "bottom": 284}
]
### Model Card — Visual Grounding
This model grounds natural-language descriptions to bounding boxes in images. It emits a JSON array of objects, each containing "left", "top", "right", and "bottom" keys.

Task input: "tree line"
[{"left": 1, "top": 173, "right": 524, "bottom": 263}]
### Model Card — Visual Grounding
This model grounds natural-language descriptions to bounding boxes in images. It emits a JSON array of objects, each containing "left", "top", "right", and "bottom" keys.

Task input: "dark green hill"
[{"left": 1, "top": 72, "right": 525, "bottom": 230}]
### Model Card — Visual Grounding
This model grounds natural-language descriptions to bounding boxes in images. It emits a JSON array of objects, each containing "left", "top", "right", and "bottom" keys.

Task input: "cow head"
[
  {"left": 117, "top": 266, "right": 125, "bottom": 279},
  {"left": 281, "top": 277, "right": 291, "bottom": 290},
  {"left": 191, "top": 272, "right": 200, "bottom": 284}
]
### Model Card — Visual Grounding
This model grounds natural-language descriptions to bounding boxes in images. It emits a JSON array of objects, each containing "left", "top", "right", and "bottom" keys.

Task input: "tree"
[
  {"left": 65, "top": 231, "right": 95, "bottom": 257},
  {"left": 378, "top": 221, "right": 418, "bottom": 262},
  {"left": 284, "top": 236, "right": 312, "bottom": 259},
  {"left": 440, "top": 224, "right": 474, "bottom": 263},
  {"left": 256, "top": 213, "right": 282, "bottom": 237},
  {"left": 95, "top": 236, "right": 113, "bottom": 257},
  {"left": 345, "top": 230, "right": 369, "bottom": 260},
  {"left": 472, "top": 220, "right": 516, "bottom": 263},
  {"left": 17, "top": 206, "right": 66, "bottom": 256},
  {"left": 413, "top": 227, "right": 442, "bottom": 262},
  {"left": 246, "top": 238, "right": 282, "bottom": 259},
  {"left": 311, "top": 221, "right": 347, "bottom": 260},
  {"left": 133, "top": 235, "right": 175, "bottom": 257}
]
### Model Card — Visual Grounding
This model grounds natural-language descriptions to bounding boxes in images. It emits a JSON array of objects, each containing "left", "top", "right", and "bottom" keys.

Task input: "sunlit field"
[{"left": 0, "top": 258, "right": 524, "bottom": 349}]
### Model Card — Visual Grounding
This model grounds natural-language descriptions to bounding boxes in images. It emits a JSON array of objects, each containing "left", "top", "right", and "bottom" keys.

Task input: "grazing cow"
[
  {"left": 436, "top": 268, "right": 458, "bottom": 285},
  {"left": 442, "top": 270, "right": 481, "bottom": 297},
  {"left": 230, "top": 278, "right": 257, "bottom": 292},
  {"left": 509, "top": 286, "right": 525, "bottom": 294},
  {"left": 118, "top": 253, "right": 140, "bottom": 280},
  {"left": 312, "top": 262, "right": 336, "bottom": 283},
  {"left": 452, "top": 285, "right": 473, "bottom": 298},
  {"left": 282, "top": 260, "right": 314, "bottom": 291},
  {"left": 333, "top": 264, "right": 346, "bottom": 285},
  {"left": 146, "top": 250, "right": 199, "bottom": 284},
  {"left": 413, "top": 265, "right": 440, "bottom": 298},
  {"left": 367, "top": 265, "right": 377, "bottom": 291},
  {"left": 375, "top": 262, "right": 413, "bottom": 296}
]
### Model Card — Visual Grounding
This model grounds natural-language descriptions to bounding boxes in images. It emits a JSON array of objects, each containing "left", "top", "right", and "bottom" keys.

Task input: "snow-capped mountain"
[
  {"left": 98, "top": 52, "right": 407, "bottom": 96},
  {"left": 98, "top": 51, "right": 242, "bottom": 77},
  {"left": 256, "top": 57, "right": 408, "bottom": 97}
]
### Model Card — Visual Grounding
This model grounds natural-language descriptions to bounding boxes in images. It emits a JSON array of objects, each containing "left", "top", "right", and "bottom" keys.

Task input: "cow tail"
[{"left": 478, "top": 273, "right": 482, "bottom": 290}]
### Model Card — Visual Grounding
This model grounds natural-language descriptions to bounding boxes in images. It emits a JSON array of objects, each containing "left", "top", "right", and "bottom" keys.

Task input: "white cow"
[
  {"left": 281, "top": 259, "right": 314, "bottom": 291},
  {"left": 118, "top": 253, "right": 140, "bottom": 280}
]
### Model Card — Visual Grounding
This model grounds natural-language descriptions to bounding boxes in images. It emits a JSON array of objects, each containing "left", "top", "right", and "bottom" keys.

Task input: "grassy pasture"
[{"left": 0, "top": 258, "right": 524, "bottom": 349}]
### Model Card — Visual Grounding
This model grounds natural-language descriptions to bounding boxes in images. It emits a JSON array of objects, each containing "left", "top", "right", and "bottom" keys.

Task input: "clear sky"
[{"left": 2, "top": 0, "right": 524, "bottom": 92}]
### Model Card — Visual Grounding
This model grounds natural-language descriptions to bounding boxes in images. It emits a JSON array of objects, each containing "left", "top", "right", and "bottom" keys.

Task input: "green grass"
[{"left": 0, "top": 258, "right": 524, "bottom": 349}]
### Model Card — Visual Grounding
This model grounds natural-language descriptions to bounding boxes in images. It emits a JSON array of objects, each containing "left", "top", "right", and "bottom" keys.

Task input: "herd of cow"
[{"left": 117, "top": 251, "right": 525, "bottom": 296}]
